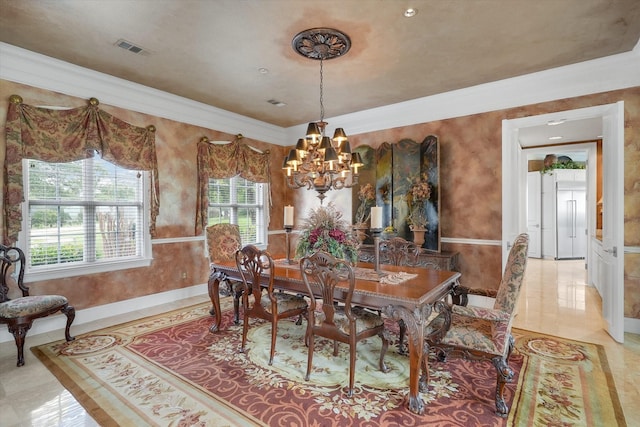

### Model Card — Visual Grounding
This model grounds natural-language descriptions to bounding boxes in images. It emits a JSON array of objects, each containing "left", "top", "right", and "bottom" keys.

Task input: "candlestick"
[
  {"left": 370, "top": 206, "right": 382, "bottom": 229},
  {"left": 284, "top": 225, "right": 293, "bottom": 264},
  {"left": 284, "top": 205, "right": 294, "bottom": 227},
  {"left": 370, "top": 227, "right": 383, "bottom": 274}
]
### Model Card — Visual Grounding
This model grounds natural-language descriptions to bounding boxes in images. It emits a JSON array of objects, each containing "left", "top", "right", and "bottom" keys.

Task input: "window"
[
  {"left": 21, "top": 153, "right": 152, "bottom": 280},
  {"left": 208, "top": 176, "right": 267, "bottom": 245}
]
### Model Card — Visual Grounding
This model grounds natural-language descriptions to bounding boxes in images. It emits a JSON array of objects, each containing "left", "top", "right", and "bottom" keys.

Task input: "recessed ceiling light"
[
  {"left": 549, "top": 136, "right": 563, "bottom": 140},
  {"left": 267, "top": 99, "right": 286, "bottom": 107},
  {"left": 404, "top": 8, "right": 418, "bottom": 18},
  {"left": 547, "top": 119, "right": 566, "bottom": 126}
]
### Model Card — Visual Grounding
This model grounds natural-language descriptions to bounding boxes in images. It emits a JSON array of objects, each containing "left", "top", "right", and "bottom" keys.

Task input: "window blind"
[{"left": 26, "top": 154, "right": 144, "bottom": 267}]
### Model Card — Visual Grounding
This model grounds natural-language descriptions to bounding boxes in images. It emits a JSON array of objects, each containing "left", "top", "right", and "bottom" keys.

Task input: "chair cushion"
[
  {"left": 0, "top": 295, "right": 68, "bottom": 318},
  {"left": 261, "top": 293, "right": 308, "bottom": 313},
  {"left": 426, "top": 312, "right": 508, "bottom": 356},
  {"left": 314, "top": 306, "right": 384, "bottom": 335}
]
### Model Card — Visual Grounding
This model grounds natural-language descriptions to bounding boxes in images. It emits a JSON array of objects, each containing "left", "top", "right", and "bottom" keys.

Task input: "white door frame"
[
  {"left": 524, "top": 143, "right": 597, "bottom": 264},
  {"left": 502, "top": 102, "right": 624, "bottom": 342}
]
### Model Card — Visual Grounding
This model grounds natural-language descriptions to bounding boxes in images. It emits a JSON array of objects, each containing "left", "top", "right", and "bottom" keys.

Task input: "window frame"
[
  {"left": 19, "top": 157, "right": 153, "bottom": 282},
  {"left": 207, "top": 175, "right": 268, "bottom": 248}
]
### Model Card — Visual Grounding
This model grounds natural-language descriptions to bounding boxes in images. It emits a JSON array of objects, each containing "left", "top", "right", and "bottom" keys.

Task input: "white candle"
[
  {"left": 370, "top": 206, "right": 382, "bottom": 229},
  {"left": 284, "top": 205, "right": 294, "bottom": 226}
]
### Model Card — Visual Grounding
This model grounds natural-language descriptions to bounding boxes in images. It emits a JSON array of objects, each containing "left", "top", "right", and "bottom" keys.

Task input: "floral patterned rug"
[{"left": 32, "top": 298, "right": 625, "bottom": 426}]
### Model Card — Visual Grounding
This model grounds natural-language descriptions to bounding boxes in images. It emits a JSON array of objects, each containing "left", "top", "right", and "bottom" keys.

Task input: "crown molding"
[
  {"left": 2, "top": 41, "right": 638, "bottom": 148},
  {"left": 0, "top": 42, "right": 286, "bottom": 145},
  {"left": 287, "top": 45, "right": 640, "bottom": 140}
]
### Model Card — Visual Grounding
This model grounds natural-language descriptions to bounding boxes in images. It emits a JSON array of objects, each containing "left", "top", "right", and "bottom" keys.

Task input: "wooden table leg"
[
  {"left": 383, "top": 304, "right": 432, "bottom": 415},
  {"left": 208, "top": 270, "right": 225, "bottom": 332}
]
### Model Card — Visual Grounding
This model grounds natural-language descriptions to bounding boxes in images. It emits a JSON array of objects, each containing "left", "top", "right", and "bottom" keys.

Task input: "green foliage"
[
  {"left": 30, "top": 208, "right": 79, "bottom": 228},
  {"left": 30, "top": 243, "right": 84, "bottom": 266},
  {"left": 540, "top": 161, "right": 586, "bottom": 175}
]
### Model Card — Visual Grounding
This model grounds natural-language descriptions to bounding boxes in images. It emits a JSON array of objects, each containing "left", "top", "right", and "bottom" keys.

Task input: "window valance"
[
  {"left": 4, "top": 95, "right": 159, "bottom": 245},
  {"left": 196, "top": 135, "right": 271, "bottom": 235}
]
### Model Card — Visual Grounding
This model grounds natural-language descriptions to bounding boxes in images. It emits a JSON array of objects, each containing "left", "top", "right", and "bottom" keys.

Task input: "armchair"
[
  {"left": 0, "top": 245, "right": 75, "bottom": 366},
  {"left": 423, "top": 233, "right": 529, "bottom": 416},
  {"left": 206, "top": 223, "right": 244, "bottom": 324}
]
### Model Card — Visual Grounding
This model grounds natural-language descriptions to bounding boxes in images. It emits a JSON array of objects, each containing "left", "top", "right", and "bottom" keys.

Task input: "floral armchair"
[
  {"left": 423, "top": 233, "right": 529, "bottom": 417},
  {"left": 206, "top": 223, "right": 244, "bottom": 323}
]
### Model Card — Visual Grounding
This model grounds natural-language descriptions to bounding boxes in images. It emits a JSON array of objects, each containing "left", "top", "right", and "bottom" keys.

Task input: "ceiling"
[
  {"left": 519, "top": 116, "right": 602, "bottom": 161},
  {"left": 1, "top": 0, "right": 639, "bottom": 132}
]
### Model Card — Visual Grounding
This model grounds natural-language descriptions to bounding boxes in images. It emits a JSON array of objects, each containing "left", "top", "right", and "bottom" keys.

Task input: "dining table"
[{"left": 207, "top": 258, "right": 461, "bottom": 415}]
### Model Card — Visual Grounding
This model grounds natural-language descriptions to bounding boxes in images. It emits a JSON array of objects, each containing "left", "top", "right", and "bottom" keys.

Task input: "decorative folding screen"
[{"left": 352, "top": 135, "right": 440, "bottom": 252}]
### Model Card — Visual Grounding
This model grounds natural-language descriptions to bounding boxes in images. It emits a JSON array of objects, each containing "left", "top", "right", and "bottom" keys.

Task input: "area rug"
[{"left": 32, "top": 297, "right": 626, "bottom": 426}]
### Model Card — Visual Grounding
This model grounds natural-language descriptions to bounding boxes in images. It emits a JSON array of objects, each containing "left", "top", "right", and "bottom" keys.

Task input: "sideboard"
[{"left": 358, "top": 245, "right": 459, "bottom": 271}]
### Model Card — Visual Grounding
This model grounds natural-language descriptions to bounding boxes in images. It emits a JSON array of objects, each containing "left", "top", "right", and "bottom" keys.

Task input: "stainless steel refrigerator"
[{"left": 556, "top": 181, "right": 586, "bottom": 259}]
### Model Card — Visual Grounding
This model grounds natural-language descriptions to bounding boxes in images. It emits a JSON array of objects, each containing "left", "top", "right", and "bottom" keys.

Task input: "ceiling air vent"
[{"left": 115, "top": 39, "right": 149, "bottom": 55}]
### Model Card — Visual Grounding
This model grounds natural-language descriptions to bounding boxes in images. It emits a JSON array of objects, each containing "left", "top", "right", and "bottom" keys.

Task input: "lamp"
[{"left": 283, "top": 28, "right": 362, "bottom": 203}]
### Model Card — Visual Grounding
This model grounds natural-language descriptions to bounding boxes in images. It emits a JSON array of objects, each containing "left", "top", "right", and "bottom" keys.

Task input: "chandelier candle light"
[
  {"left": 284, "top": 206, "right": 294, "bottom": 264},
  {"left": 283, "top": 28, "right": 363, "bottom": 203}
]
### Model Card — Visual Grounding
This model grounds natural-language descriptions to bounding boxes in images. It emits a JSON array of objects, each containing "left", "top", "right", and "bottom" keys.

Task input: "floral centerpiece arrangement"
[
  {"left": 354, "top": 183, "right": 376, "bottom": 226},
  {"left": 296, "top": 203, "right": 360, "bottom": 264},
  {"left": 406, "top": 173, "right": 431, "bottom": 230}
]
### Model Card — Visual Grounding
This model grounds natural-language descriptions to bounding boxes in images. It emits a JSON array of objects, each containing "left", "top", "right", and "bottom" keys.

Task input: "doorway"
[
  {"left": 502, "top": 102, "right": 625, "bottom": 343},
  {"left": 525, "top": 143, "right": 596, "bottom": 264}
]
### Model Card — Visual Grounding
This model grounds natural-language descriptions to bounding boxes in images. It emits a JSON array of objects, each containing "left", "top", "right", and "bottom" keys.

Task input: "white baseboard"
[
  {"left": 4, "top": 284, "right": 638, "bottom": 344},
  {"left": 0, "top": 283, "right": 208, "bottom": 343},
  {"left": 624, "top": 317, "right": 640, "bottom": 335}
]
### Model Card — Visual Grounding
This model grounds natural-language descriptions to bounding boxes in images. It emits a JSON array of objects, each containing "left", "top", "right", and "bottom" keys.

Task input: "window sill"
[{"left": 25, "top": 257, "right": 153, "bottom": 282}]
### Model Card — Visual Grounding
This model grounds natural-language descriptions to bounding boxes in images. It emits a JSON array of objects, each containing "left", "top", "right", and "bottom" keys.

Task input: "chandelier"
[{"left": 283, "top": 28, "right": 363, "bottom": 203}]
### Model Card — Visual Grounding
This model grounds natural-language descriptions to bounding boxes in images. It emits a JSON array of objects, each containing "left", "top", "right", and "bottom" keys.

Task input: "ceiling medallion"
[
  {"left": 292, "top": 28, "right": 351, "bottom": 61},
  {"left": 284, "top": 28, "right": 361, "bottom": 203}
]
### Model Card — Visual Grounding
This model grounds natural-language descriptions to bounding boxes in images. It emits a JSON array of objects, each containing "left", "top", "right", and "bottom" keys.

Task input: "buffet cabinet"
[{"left": 358, "top": 245, "right": 459, "bottom": 271}]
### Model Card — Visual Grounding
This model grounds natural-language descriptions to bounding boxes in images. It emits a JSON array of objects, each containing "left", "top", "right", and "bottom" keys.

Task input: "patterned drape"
[
  {"left": 196, "top": 135, "right": 271, "bottom": 235},
  {"left": 3, "top": 95, "right": 159, "bottom": 245}
]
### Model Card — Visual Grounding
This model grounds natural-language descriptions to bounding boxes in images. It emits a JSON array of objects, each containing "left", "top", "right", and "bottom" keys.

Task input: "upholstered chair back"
[
  {"left": 493, "top": 233, "right": 529, "bottom": 317},
  {"left": 206, "top": 223, "right": 242, "bottom": 262}
]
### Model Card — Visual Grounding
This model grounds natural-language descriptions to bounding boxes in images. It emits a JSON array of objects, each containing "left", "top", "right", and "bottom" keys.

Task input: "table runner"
[{"left": 274, "top": 259, "right": 417, "bottom": 285}]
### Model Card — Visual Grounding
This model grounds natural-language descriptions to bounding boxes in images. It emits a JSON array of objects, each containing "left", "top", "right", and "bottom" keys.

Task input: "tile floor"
[{"left": 0, "top": 258, "right": 638, "bottom": 426}]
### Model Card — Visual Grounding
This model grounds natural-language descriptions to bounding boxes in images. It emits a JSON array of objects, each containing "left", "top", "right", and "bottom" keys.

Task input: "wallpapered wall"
[
  {"left": 1, "top": 80, "right": 638, "bottom": 319},
  {"left": 0, "top": 80, "right": 289, "bottom": 309}
]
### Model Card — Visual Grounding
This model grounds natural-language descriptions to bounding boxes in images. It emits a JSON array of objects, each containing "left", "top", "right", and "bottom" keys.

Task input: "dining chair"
[
  {"left": 379, "top": 236, "right": 420, "bottom": 267},
  {"left": 423, "top": 233, "right": 529, "bottom": 416},
  {"left": 206, "top": 223, "right": 244, "bottom": 324},
  {"left": 0, "top": 245, "right": 75, "bottom": 366},
  {"left": 236, "top": 244, "right": 308, "bottom": 365},
  {"left": 300, "top": 251, "right": 390, "bottom": 397},
  {"left": 379, "top": 236, "right": 420, "bottom": 354}
]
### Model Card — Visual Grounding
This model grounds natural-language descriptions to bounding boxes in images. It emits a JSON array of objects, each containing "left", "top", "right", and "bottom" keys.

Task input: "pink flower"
[
  {"left": 309, "top": 228, "right": 322, "bottom": 245},
  {"left": 329, "top": 228, "right": 346, "bottom": 243}
]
